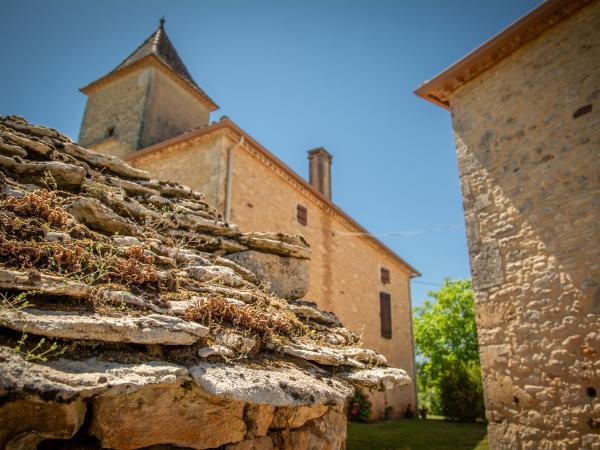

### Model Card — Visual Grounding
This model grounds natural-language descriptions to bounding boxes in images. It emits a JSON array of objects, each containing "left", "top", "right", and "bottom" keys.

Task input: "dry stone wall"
[
  {"left": 0, "top": 116, "right": 411, "bottom": 449},
  {"left": 449, "top": 3, "right": 600, "bottom": 449}
]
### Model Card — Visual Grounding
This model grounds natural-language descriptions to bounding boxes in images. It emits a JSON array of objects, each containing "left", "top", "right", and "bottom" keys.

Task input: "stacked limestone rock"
[{"left": 0, "top": 116, "right": 410, "bottom": 450}]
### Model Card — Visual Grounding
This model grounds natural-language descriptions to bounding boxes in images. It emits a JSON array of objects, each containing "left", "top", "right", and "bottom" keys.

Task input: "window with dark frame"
[
  {"left": 380, "top": 292, "right": 392, "bottom": 339},
  {"left": 297, "top": 204, "right": 308, "bottom": 226},
  {"left": 380, "top": 267, "right": 390, "bottom": 284}
]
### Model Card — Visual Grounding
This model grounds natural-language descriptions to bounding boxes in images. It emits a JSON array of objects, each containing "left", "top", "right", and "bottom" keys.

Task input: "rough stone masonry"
[
  {"left": 417, "top": 1, "right": 600, "bottom": 449},
  {"left": 0, "top": 115, "right": 411, "bottom": 449}
]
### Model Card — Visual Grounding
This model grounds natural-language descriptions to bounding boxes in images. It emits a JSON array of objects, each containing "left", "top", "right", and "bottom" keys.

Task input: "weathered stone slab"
[
  {"left": 61, "top": 143, "right": 149, "bottom": 180},
  {"left": 198, "top": 344, "right": 235, "bottom": 358},
  {"left": 338, "top": 347, "right": 388, "bottom": 365},
  {"left": 215, "top": 331, "right": 256, "bottom": 354},
  {"left": 0, "top": 156, "right": 86, "bottom": 189},
  {"left": 190, "top": 363, "right": 353, "bottom": 407},
  {"left": 271, "top": 408, "right": 346, "bottom": 450},
  {"left": 0, "top": 140, "right": 28, "bottom": 158},
  {"left": 187, "top": 265, "right": 253, "bottom": 289},
  {"left": 2, "top": 116, "right": 63, "bottom": 139},
  {"left": 175, "top": 203, "right": 216, "bottom": 220},
  {"left": 244, "top": 404, "right": 274, "bottom": 437},
  {"left": 107, "top": 175, "right": 159, "bottom": 196},
  {"left": 90, "top": 382, "right": 246, "bottom": 450},
  {"left": 112, "top": 235, "right": 142, "bottom": 247},
  {"left": 183, "top": 283, "right": 258, "bottom": 304},
  {"left": 339, "top": 367, "right": 411, "bottom": 390},
  {"left": 226, "top": 436, "right": 274, "bottom": 450},
  {"left": 1, "top": 130, "right": 52, "bottom": 155},
  {"left": 242, "top": 232, "right": 308, "bottom": 248},
  {"left": 271, "top": 404, "right": 328, "bottom": 430},
  {"left": 160, "top": 245, "right": 212, "bottom": 266},
  {"left": 0, "top": 269, "right": 90, "bottom": 298},
  {"left": 168, "top": 229, "right": 248, "bottom": 253},
  {"left": 146, "top": 193, "right": 174, "bottom": 208},
  {"left": 213, "top": 256, "right": 258, "bottom": 283},
  {"left": 66, "top": 197, "right": 139, "bottom": 235},
  {"left": 19, "top": 161, "right": 86, "bottom": 189},
  {"left": 173, "top": 212, "right": 239, "bottom": 236},
  {"left": 0, "top": 397, "right": 86, "bottom": 450},
  {"left": 288, "top": 301, "right": 341, "bottom": 326},
  {"left": 116, "top": 196, "right": 162, "bottom": 220},
  {"left": 0, "top": 309, "right": 208, "bottom": 345},
  {"left": 277, "top": 343, "right": 364, "bottom": 368},
  {"left": 99, "top": 289, "right": 172, "bottom": 314},
  {"left": 238, "top": 233, "right": 311, "bottom": 259},
  {"left": 0, "top": 347, "right": 189, "bottom": 402},
  {"left": 225, "top": 251, "right": 308, "bottom": 300},
  {"left": 152, "top": 181, "right": 205, "bottom": 200}
]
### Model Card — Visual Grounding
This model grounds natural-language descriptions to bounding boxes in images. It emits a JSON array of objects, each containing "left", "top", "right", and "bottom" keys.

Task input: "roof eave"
[
  {"left": 127, "top": 119, "right": 421, "bottom": 277},
  {"left": 414, "top": 0, "right": 594, "bottom": 109},
  {"left": 79, "top": 54, "right": 219, "bottom": 112}
]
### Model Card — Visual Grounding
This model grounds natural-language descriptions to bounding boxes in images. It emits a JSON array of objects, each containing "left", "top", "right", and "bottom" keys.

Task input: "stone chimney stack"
[{"left": 307, "top": 147, "right": 333, "bottom": 200}]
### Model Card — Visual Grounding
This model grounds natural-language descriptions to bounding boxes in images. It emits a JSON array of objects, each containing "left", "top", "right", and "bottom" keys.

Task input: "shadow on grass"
[{"left": 347, "top": 418, "right": 488, "bottom": 450}]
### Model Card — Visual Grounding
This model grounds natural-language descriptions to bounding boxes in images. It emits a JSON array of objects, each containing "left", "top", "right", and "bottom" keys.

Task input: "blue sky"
[{"left": 1, "top": 0, "right": 540, "bottom": 307}]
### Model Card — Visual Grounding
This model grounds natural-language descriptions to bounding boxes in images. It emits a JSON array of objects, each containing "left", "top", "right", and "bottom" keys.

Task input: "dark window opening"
[
  {"left": 380, "top": 292, "right": 392, "bottom": 339},
  {"left": 297, "top": 204, "right": 308, "bottom": 226},
  {"left": 106, "top": 126, "right": 115, "bottom": 138},
  {"left": 381, "top": 267, "right": 391, "bottom": 284},
  {"left": 587, "top": 387, "right": 597, "bottom": 398}
]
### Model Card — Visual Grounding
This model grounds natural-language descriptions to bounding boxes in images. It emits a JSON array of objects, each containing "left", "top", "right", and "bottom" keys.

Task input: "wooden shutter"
[
  {"left": 380, "top": 292, "right": 392, "bottom": 339},
  {"left": 380, "top": 267, "right": 390, "bottom": 284},
  {"left": 297, "top": 204, "right": 308, "bottom": 226}
]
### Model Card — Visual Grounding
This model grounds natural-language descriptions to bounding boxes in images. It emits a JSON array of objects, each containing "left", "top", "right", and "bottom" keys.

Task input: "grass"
[{"left": 347, "top": 418, "right": 488, "bottom": 450}]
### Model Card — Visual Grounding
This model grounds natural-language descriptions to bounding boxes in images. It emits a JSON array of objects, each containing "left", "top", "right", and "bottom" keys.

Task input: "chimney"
[{"left": 307, "top": 147, "right": 333, "bottom": 200}]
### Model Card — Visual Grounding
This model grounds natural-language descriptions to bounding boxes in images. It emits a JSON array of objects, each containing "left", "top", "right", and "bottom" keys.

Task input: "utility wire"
[
  {"left": 412, "top": 280, "right": 443, "bottom": 287},
  {"left": 289, "top": 218, "right": 463, "bottom": 238},
  {"left": 334, "top": 224, "right": 463, "bottom": 238}
]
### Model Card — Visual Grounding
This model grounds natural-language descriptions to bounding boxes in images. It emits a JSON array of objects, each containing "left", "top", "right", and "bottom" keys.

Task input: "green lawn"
[{"left": 347, "top": 419, "right": 489, "bottom": 450}]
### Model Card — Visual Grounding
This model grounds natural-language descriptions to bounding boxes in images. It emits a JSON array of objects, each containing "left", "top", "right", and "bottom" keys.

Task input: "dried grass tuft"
[
  {"left": 2, "top": 190, "right": 71, "bottom": 229},
  {"left": 185, "top": 295, "right": 306, "bottom": 342}
]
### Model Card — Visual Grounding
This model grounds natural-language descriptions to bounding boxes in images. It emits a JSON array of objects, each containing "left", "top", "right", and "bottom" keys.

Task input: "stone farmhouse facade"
[
  {"left": 417, "top": 0, "right": 599, "bottom": 448},
  {"left": 77, "top": 20, "right": 419, "bottom": 419}
]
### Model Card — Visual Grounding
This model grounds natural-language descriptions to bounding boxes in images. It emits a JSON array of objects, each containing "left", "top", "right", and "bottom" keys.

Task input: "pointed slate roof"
[
  {"left": 81, "top": 19, "right": 218, "bottom": 111},
  {"left": 115, "top": 18, "right": 199, "bottom": 89}
]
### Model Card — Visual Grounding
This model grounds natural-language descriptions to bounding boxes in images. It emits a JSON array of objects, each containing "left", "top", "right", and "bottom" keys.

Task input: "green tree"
[
  {"left": 438, "top": 360, "right": 485, "bottom": 421},
  {"left": 413, "top": 278, "right": 484, "bottom": 420}
]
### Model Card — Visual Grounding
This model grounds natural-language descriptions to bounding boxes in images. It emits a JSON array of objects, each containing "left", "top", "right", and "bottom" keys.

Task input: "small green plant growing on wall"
[
  {"left": 14, "top": 329, "right": 67, "bottom": 362},
  {"left": 1, "top": 292, "right": 67, "bottom": 362},
  {"left": 0, "top": 292, "right": 31, "bottom": 311}
]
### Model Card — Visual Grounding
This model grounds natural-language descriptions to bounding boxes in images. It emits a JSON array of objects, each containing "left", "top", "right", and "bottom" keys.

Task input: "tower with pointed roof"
[
  {"left": 75, "top": 19, "right": 421, "bottom": 420},
  {"left": 78, "top": 19, "right": 218, "bottom": 158}
]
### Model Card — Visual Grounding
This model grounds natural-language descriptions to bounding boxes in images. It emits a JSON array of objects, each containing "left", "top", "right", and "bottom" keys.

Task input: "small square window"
[
  {"left": 381, "top": 267, "right": 390, "bottom": 284},
  {"left": 106, "top": 126, "right": 115, "bottom": 138},
  {"left": 297, "top": 204, "right": 308, "bottom": 226}
]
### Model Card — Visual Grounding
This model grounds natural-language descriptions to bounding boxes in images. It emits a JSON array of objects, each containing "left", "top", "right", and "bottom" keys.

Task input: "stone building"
[
  {"left": 416, "top": 0, "right": 599, "bottom": 448},
  {"left": 78, "top": 19, "right": 419, "bottom": 418}
]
